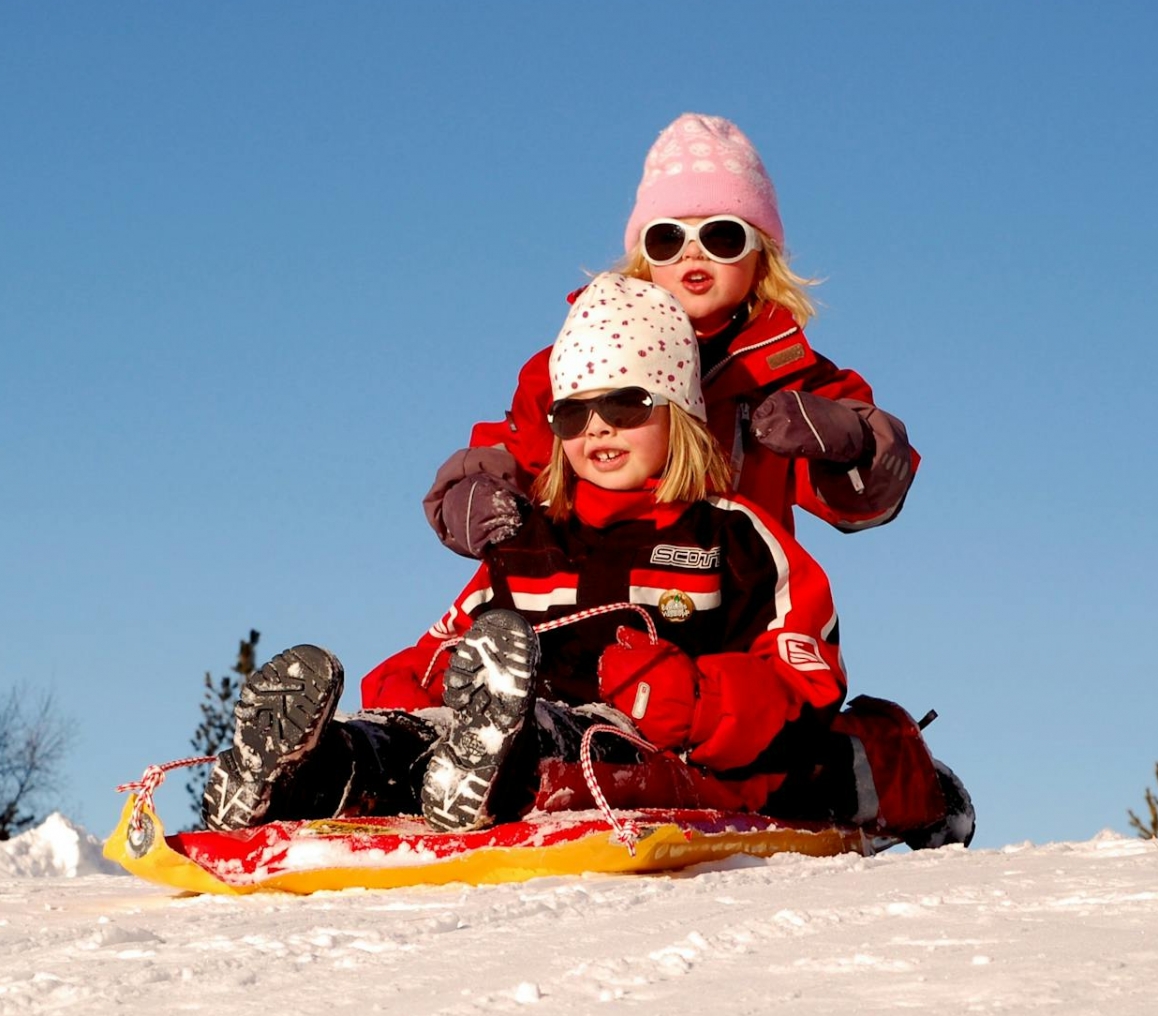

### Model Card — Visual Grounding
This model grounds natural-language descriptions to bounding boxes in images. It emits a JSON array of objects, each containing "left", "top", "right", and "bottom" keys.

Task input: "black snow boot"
[
  {"left": 903, "top": 760, "right": 976, "bottom": 850},
  {"left": 421, "top": 610, "right": 540, "bottom": 832},
  {"left": 201, "top": 644, "right": 344, "bottom": 832}
]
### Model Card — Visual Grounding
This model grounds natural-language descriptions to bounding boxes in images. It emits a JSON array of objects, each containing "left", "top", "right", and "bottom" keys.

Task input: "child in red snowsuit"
[
  {"left": 426, "top": 113, "right": 919, "bottom": 561},
  {"left": 364, "top": 274, "right": 848, "bottom": 820},
  {"left": 203, "top": 274, "right": 970, "bottom": 848},
  {"left": 360, "top": 274, "right": 972, "bottom": 846}
]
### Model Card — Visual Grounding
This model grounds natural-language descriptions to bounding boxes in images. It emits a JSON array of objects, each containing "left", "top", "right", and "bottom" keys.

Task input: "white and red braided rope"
[
  {"left": 120, "top": 603, "right": 661, "bottom": 852},
  {"left": 421, "top": 601, "right": 657, "bottom": 688},
  {"left": 577, "top": 724, "right": 659, "bottom": 855},
  {"left": 532, "top": 602, "right": 657, "bottom": 643},
  {"left": 115, "top": 754, "right": 216, "bottom": 834}
]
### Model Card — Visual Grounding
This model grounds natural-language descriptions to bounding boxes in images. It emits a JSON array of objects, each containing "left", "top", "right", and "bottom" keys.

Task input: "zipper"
[{"left": 702, "top": 325, "right": 800, "bottom": 386}]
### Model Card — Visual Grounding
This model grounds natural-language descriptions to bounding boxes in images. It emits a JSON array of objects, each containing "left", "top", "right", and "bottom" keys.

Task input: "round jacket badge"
[{"left": 658, "top": 589, "right": 695, "bottom": 623}]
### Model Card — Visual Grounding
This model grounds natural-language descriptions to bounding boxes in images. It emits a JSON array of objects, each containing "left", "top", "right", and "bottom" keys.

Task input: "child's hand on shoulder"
[
  {"left": 751, "top": 389, "right": 872, "bottom": 465},
  {"left": 441, "top": 474, "right": 529, "bottom": 555}
]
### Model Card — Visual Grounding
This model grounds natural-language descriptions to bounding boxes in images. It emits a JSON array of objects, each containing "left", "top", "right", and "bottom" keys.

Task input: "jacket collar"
[
  {"left": 572, "top": 479, "right": 689, "bottom": 530},
  {"left": 701, "top": 303, "right": 818, "bottom": 398}
]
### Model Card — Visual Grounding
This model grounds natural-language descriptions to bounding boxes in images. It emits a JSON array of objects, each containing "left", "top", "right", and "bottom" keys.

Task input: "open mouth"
[
  {"left": 680, "top": 269, "right": 713, "bottom": 291},
  {"left": 591, "top": 449, "right": 626, "bottom": 463}
]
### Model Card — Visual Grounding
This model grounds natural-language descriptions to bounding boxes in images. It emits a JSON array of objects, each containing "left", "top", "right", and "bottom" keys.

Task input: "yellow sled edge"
[
  {"left": 104, "top": 795, "right": 254, "bottom": 895},
  {"left": 104, "top": 796, "right": 871, "bottom": 896}
]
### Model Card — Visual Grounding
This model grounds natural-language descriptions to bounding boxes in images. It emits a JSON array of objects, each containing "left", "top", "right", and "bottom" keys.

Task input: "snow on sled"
[{"left": 104, "top": 793, "right": 873, "bottom": 896}]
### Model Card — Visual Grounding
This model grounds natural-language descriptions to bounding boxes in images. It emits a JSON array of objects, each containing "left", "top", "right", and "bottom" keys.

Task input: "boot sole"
[
  {"left": 202, "top": 645, "right": 343, "bottom": 831},
  {"left": 421, "top": 611, "right": 539, "bottom": 832}
]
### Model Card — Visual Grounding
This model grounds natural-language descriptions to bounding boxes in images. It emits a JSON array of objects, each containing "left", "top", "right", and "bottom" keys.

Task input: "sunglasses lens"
[
  {"left": 698, "top": 218, "right": 751, "bottom": 261},
  {"left": 548, "top": 388, "right": 657, "bottom": 438},
  {"left": 642, "top": 221, "right": 687, "bottom": 264},
  {"left": 548, "top": 400, "right": 591, "bottom": 439},
  {"left": 599, "top": 388, "right": 655, "bottom": 429}
]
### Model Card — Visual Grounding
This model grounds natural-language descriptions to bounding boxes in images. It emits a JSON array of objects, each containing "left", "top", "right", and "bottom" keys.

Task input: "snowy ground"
[{"left": 1, "top": 816, "right": 1155, "bottom": 1015}]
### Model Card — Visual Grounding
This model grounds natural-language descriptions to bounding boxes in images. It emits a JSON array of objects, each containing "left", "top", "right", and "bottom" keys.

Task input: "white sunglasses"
[{"left": 640, "top": 215, "right": 762, "bottom": 266}]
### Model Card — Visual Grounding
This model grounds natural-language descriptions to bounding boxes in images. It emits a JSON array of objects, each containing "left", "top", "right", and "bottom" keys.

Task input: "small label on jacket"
[
  {"left": 658, "top": 589, "right": 695, "bottom": 622},
  {"left": 765, "top": 342, "right": 806, "bottom": 372},
  {"left": 631, "top": 682, "right": 651, "bottom": 720},
  {"left": 777, "top": 632, "right": 830, "bottom": 672}
]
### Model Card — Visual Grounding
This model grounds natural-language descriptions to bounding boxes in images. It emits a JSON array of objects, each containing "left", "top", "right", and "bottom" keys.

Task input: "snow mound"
[{"left": 0, "top": 812, "right": 123, "bottom": 878}]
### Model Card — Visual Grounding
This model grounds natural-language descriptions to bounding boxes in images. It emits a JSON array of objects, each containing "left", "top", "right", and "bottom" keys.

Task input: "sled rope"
[
  {"left": 123, "top": 605, "right": 662, "bottom": 848},
  {"left": 421, "top": 602, "right": 658, "bottom": 687},
  {"left": 579, "top": 724, "right": 660, "bottom": 856},
  {"left": 533, "top": 602, "right": 657, "bottom": 642},
  {"left": 116, "top": 755, "right": 216, "bottom": 835}
]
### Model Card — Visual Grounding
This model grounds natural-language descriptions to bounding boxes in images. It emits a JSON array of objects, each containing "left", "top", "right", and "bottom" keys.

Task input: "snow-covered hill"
[{"left": 1, "top": 815, "right": 1155, "bottom": 1014}]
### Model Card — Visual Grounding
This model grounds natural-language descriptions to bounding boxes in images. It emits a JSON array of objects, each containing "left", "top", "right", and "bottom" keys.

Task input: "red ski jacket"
[
  {"left": 455, "top": 302, "right": 918, "bottom": 537},
  {"left": 362, "top": 481, "right": 846, "bottom": 778}
]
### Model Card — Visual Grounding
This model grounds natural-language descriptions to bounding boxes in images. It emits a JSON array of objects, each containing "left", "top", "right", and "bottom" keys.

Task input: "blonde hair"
[
  {"left": 615, "top": 231, "right": 819, "bottom": 328},
  {"left": 532, "top": 403, "right": 732, "bottom": 522}
]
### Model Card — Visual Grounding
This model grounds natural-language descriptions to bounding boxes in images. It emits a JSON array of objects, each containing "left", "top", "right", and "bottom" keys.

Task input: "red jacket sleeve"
[
  {"left": 686, "top": 496, "right": 847, "bottom": 771},
  {"left": 359, "top": 565, "right": 496, "bottom": 710},
  {"left": 469, "top": 346, "right": 556, "bottom": 487}
]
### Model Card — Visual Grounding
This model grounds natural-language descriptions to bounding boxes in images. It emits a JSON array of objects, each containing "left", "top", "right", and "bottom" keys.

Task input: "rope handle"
[
  {"left": 421, "top": 601, "right": 657, "bottom": 688},
  {"left": 578, "top": 723, "right": 660, "bottom": 856},
  {"left": 121, "top": 605, "right": 661, "bottom": 851},
  {"left": 116, "top": 730, "right": 658, "bottom": 856},
  {"left": 116, "top": 754, "right": 217, "bottom": 835}
]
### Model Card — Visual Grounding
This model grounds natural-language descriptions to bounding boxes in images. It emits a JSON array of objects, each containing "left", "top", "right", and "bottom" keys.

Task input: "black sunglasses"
[{"left": 547, "top": 387, "right": 670, "bottom": 440}]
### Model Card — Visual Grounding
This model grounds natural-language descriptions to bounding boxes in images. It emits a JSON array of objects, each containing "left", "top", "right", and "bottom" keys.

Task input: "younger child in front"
[{"left": 203, "top": 275, "right": 972, "bottom": 849}]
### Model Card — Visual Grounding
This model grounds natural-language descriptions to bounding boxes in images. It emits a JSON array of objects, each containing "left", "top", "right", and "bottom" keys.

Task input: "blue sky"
[{"left": 2, "top": 1, "right": 1155, "bottom": 850}]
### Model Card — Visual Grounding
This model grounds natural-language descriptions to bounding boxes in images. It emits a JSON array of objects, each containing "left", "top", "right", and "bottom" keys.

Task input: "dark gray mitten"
[
  {"left": 440, "top": 474, "right": 528, "bottom": 557},
  {"left": 424, "top": 446, "right": 527, "bottom": 558},
  {"left": 750, "top": 389, "right": 872, "bottom": 465}
]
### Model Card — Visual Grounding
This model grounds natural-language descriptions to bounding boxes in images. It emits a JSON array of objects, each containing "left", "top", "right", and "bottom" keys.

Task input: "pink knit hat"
[
  {"left": 623, "top": 113, "right": 784, "bottom": 254},
  {"left": 550, "top": 273, "right": 706, "bottom": 421}
]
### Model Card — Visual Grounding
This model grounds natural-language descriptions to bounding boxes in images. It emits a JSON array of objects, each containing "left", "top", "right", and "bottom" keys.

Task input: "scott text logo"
[{"left": 650, "top": 545, "right": 721, "bottom": 569}]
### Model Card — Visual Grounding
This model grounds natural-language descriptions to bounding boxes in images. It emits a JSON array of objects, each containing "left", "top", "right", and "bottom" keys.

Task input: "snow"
[
  {"left": 1, "top": 816, "right": 1156, "bottom": 1014},
  {"left": 0, "top": 814, "right": 121, "bottom": 879}
]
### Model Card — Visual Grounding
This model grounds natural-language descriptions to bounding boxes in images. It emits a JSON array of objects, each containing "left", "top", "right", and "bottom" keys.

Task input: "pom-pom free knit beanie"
[
  {"left": 550, "top": 273, "right": 706, "bottom": 422},
  {"left": 623, "top": 112, "right": 784, "bottom": 253}
]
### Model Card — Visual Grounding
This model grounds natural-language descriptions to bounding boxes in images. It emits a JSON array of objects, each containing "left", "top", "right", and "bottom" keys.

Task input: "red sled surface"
[{"left": 104, "top": 795, "right": 874, "bottom": 896}]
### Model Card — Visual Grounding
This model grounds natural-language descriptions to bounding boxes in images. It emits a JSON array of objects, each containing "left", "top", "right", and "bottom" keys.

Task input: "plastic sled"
[{"left": 103, "top": 794, "right": 873, "bottom": 896}]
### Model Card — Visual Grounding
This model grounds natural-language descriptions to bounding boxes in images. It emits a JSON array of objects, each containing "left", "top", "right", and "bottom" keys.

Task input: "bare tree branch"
[{"left": 0, "top": 689, "right": 73, "bottom": 840}]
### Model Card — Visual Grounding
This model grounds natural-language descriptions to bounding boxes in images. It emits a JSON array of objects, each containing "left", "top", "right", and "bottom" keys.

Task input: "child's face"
[
  {"left": 561, "top": 390, "right": 670, "bottom": 492},
  {"left": 647, "top": 217, "right": 760, "bottom": 336}
]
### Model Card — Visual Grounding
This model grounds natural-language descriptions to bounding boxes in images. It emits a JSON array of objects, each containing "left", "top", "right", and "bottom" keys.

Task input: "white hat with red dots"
[{"left": 549, "top": 272, "right": 706, "bottom": 421}]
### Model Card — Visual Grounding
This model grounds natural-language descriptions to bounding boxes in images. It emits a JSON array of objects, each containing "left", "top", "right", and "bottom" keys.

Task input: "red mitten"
[
  {"left": 686, "top": 654, "right": 800, "bottom": 771},
  {"left": 597, "top": 627, "right": 702, "bottom": 751}
]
